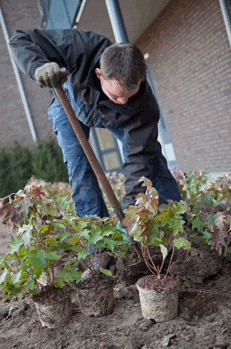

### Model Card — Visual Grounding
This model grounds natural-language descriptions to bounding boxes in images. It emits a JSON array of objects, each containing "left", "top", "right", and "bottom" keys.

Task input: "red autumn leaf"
[
  {"left": 0, "top": 202, "right": 22, "bottom": 225},
  {"left": 208, "top": 229, "right": 227, "bottom": 254},
  {"left": 207, "top": 213, "right": 230, "bottom": 254},
  {"left": 29, "top": 187, "right": 45, "bottom": 198},
  {"left": 43, "top": 229, "right": 49, "bottom": 238}
]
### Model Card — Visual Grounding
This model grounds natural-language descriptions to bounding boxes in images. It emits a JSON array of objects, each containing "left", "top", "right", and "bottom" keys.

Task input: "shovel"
[{"left": 54, "top": 84, "right": 144, "bottom": 266}]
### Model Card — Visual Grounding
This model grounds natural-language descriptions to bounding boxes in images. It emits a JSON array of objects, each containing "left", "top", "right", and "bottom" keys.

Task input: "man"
[{"left": 9, "top": 28, "right": 185, "bottom": 267}]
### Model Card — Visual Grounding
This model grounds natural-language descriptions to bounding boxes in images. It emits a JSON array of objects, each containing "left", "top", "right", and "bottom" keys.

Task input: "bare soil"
[{"left": 1, "top": 216, "right": 231, "bottom": 349}]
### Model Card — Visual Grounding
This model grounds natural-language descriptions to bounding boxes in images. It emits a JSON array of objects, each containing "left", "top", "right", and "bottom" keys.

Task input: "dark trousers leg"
[{"left": 151, "top": 142, "right": 187, "bottom": 224}]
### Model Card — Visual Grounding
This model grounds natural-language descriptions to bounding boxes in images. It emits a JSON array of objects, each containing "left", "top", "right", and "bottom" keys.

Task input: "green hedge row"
[{"left": 0, "top": 139, "right": 69, "bottom": 198}]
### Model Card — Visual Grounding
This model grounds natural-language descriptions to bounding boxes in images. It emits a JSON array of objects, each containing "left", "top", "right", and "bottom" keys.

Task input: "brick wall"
[
  {"left": 0, "top": 0, "right": 53, "bottom": 146},
  {"left": 136, "top": 0, "right": 231, "bottom": 173}
]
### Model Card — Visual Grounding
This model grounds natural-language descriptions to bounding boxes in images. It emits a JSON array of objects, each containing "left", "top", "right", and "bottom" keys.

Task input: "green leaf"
[
  {"left": 99, "top": 267, "right": 112, "bottom": 276},
  {"left": 88, "top": 230, "right": 103, "bottom": 245},
  {"left": 173, "top": 237, "right": 191, "bottom": 249},
  {"left": 71, "top": 245, "right": 90, "bottom": 260},
  {"left": 203, "top": 230, "right": 212, "bottom": 242},
  {"left": 197, "top": 237, "right": 206, "bottom": 243},
  {"left": 40, "top": 225, "right": 50, "bottom": 233},
  {"left": 9, "top": 237, "right": 23, "bottom": 254},
  {"left": 104, "top": 237, "right": 119, "bottom": 251},
  {"left": 192, "top": 217, "right": 205, "bottom": 232},
  {"left": 207, "top": 214, "right": 216, "bottom": 225},
  {"left": 0, "top": 269, "right": 9, "bottom": 284},
  {"left": 63, "top": 257, "right": 77, "bottom": 272},
  {"left": 0, "top": 255, "right": 6, "bottom": 266},
  {"left": 21, "top": 226, "right": 32, "bottom": 246},
  {"left": 4, "top": 281, "right": 23, "bottom": 298},
  {"left": 46, "top": 251, "right": 61, "bottom": 260},
  {"left": 4, "top": 261, "right": 11, "bottom": 270},
  {"left": 59, "top": 230, "right": 71, "bottom": 242},
  {"left": 172, "top": 219, "right": 184, "bottom": 234},
  {"left": 69, "top": 235, "right": 79, "bottom": 245},
  {"left": 21, "top": 260, "right": 32, "bottom": 271},
  {"left": 151, "top": 238, "right": 162, "bottom": 246},
  {"left": 29, "top": 250, "right": 47, "bottom": 269},
  {"left": 60, "top": 271, "right": 73, "bottom": 283},
  {"left": 11, "top": 270, "right": 23, "bottom": 284},
  {"left": 225, "top": 247, "right": 231, "bottom": 254},
  {"left": 53, "top": 277, "right": 64, "bottom": 288},
  {"left": 159, "top": 204, "right": 170, "bottom": 212},
  {"left": 3, "top": 273, "right": 10, "bottom": 299},
  {"left": 25, "top": 278, "right": 35, "bottom": 291},
  {"left": 44, "top": 235, "right": 58, "bottom": 245},
  {"left": 160, "top": 244, "right": 168, "bottom": 260},
  {"left": 69, "top": 268, "right": 82, "bottom": 281}
]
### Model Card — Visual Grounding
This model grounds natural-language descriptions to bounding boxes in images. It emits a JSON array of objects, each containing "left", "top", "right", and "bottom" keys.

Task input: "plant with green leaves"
[
  {"left": 25, "top": 176, "right": 75, "bottom": 216},
  {"left": 173, "top": 168, "right": 231, "bottom": 254},
  {"left": 66, "top": 214, "right": 128, "bottom": 279},
  {"left": 0, "top": 185, "right": 81, "bottom": 300},
  {"left": 123, "top": 177, "right": 191, "bottom": 279},
  {"left": 173, "top": 167, "right": 211, "bottom": 231}
]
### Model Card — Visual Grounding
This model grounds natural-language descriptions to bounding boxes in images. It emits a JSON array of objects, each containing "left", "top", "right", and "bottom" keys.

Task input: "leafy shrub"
[
  {"left": 0, "top": 139, "right": 68, "bottom": 198},
  {"left": 123, "top": 177, "right": 190, "bottom": 279},
  {"left": 0, "top": 141, "right": 31, "bottom": 198},
  {"left": 0, "top": 179, "right": 127, "bottom": 298},
  {"left": 104, "top": 168, "right": 231, "bottom": 256},
  {"left": 0, "top": 185, "right": 81, "bottom": 299},
  {"left": 31, "top": 139, "right": 68, "bottom": 183},
  {"left": 173, "top": 167, "right": 231, "bottom": 254}
]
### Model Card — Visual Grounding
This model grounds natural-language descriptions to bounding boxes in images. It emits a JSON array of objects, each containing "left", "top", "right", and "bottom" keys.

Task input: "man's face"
[{"left": 95, "top": 68, "right": 140, "bottom": 105}]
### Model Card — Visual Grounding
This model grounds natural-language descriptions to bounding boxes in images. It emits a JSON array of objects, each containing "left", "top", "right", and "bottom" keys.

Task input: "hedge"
[{"left": 0, "top": 139, "right": 69, "bottom": 198}]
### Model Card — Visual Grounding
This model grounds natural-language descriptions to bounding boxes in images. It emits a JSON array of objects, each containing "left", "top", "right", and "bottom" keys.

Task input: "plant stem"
[
  {"left": 164, "top": 243, "right": 175, "bottom": 280},
  {"left": 51, "top": 264, "right": 55, "bottom": 282},
  {"left": 145, "top": 245, "right": 159, "bottom": 275},
  {"left": 141, "top": 246, "right": 158, "bottom": 275},
  {"left": 80, "top": 236, "right": 86, "bottom": 250},
  {"left": 97, "top": 248, "right": 102, "bottom": 277},
  {"left": 32, "top": 229, "right": 45, "bottom": 249},
  {"left": 158, "top": 258, "right": 165, "bottom": 275}
]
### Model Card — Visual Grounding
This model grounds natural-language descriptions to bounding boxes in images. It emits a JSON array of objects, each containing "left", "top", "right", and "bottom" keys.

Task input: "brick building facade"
[
  {"left": 0, "top": 0, "right": 53, "bottom": 146},
  {"left": 0, "top": 0, "right": 230, "bottom": 173},
  {"left": 135, "top": 0, "right": 231, "bottom": 173}
]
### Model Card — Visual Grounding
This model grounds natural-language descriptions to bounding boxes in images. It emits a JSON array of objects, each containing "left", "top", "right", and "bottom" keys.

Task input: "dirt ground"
[{"left": 1, "top": 215, "right": 231, "bottom": 349}]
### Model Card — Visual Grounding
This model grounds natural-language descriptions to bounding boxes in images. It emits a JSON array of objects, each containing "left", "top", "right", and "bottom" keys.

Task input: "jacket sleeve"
[
  {"left": 9, "top": 28, "right": 111, "bottom": 81},
  {"left": 122, "top": 84, "right": 160, "bottom": 209}
]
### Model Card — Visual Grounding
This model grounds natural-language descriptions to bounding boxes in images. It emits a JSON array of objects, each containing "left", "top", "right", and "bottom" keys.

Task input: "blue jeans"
[{"left": 48, "top": 80, "right": 185, "bottom": 222}]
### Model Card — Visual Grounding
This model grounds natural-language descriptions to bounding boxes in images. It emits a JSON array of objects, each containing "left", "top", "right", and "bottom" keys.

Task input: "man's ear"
[{"left": 95, "top": 68, "right": 102, "bottom": 80}]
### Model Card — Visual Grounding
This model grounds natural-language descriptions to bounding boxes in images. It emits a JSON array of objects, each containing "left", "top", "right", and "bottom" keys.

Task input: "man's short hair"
[{"left": 100, "top": 43, "right": 147, "bottom": 91}]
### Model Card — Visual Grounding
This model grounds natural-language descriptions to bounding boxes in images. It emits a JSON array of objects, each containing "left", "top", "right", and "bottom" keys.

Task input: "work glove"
[{"left": 34, "top": 62, "right": 69, "bottom": 88}]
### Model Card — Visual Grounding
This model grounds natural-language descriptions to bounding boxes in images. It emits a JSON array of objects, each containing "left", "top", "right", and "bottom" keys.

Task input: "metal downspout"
[
  {"left": 104, "top": 0, "right": 128, "bottom": 43},
  {"left": 219, "top": 0, "right": 231, "bottom": 47},
  {"left": 0, "top": 6, "right": 37, "bottom": 143}
]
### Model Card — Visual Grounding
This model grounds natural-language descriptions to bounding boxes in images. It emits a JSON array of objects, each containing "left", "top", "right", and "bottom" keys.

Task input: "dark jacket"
[{"left": 9, "top": 28, "right": 160, "bottom": 209}]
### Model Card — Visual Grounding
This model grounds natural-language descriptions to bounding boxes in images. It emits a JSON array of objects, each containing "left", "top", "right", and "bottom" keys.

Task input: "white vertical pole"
[{"left": 0, "top": 6, "right": 37, "bottom": 143}]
